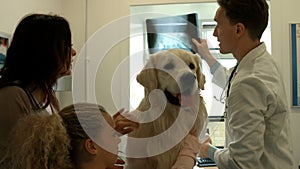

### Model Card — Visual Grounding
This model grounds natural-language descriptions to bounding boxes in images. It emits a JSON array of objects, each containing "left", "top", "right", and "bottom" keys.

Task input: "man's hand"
[
  {"left": 192, "top": 38, "right": 217, "bottom": 68},
  {"left": 199, "top": 135, "right": 212, "bottom": 158}
]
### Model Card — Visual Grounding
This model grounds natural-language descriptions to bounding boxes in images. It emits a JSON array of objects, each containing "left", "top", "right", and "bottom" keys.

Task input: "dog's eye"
[
  {"left": 189, "top": 63, "right": 195, "bottom": 70},
  {"left": 164, "top": 63, "right": 174, "bottom": 70}
]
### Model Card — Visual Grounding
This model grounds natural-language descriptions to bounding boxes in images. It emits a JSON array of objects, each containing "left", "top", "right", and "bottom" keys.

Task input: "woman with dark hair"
[{"left": 0, "top": 13, "right": 76, "bottom": 159}]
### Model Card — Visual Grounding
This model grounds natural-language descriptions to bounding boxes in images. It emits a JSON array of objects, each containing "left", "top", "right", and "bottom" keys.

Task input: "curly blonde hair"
[
  {"left": 1, "top": 111, "right": 72, "bottom": 169},
  {"left": 0, "top": 103, "right": 111, "bottom": 169}
]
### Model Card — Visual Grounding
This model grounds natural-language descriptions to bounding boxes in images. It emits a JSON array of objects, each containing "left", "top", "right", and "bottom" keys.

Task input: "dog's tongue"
[{"left": 179, "top": 94, "right": 194, "bottom": 107}]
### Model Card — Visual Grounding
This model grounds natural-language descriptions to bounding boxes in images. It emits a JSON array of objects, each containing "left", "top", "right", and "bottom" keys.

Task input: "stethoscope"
[
  {"left": 213, "top": 64, "right": 238, "bottom": 104},
  {"left": 213, "top": 85, "right": 227, "bottom": 104}
]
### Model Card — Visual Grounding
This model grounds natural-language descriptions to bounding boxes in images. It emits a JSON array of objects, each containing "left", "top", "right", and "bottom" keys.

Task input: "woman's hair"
[
  {"left": 0, "top": 103, "right": 111, "bottom": 169},
  {"left": 0, "top": 13, "right": 73, "bottom": 110},
  {"left": 217, "top": 0, "right": 269, "bottom": 40}
]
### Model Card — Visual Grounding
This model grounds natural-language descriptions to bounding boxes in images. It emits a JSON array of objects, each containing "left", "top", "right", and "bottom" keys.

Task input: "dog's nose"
[{"left": 180, "top": 72, "right": 196, "bottom": 85}]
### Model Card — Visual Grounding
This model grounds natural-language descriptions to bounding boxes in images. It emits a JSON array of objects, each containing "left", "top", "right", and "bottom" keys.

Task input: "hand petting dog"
[{"left": 113, "top": 108, "right": 139, "bottom": 135}]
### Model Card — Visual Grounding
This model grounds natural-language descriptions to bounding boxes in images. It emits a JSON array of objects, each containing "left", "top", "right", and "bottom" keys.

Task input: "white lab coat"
[{"left": 212, "top": 43, "right": 294, "bottom": 169}]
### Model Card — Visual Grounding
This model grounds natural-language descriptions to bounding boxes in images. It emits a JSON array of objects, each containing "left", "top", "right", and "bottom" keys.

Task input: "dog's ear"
[
  {"left": 194, "top": 55, "right": 205, "bottom": 90},
  {"left": 136, "top": 56, "right": 158, "bottom": 90}
]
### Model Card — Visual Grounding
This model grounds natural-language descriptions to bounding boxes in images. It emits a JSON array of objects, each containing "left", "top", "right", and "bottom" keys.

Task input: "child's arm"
[{"left": 171, "top": 134, "right": 201, "bottom": 169}]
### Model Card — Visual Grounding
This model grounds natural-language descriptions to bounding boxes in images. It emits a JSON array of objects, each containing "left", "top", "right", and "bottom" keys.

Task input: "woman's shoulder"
[
  {"left": 0, "top": 85, "right": 31, "bottom": 107},
  {"left": 0, "top": 85, "right": 27, "bottom": 97}
]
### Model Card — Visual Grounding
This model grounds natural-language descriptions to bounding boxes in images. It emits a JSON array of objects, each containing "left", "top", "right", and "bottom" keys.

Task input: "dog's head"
[{"left": 136, "top": 49, "right": 205, "bottom": 107}]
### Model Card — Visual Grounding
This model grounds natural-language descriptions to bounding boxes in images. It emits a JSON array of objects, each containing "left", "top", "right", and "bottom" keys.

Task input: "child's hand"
[
  {"left": 106, "top": 158, "right": 125, "bottom": 169},
  {"left": 113, "top": 109, "right": 139, "bottom": 135}
]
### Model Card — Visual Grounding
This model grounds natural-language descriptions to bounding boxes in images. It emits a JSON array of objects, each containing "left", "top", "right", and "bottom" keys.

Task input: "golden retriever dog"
[{"left": 125, "top": 49, "right": 207, "bottom": 169}]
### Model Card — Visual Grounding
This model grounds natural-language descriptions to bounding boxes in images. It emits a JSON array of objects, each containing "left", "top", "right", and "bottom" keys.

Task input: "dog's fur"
[{"left": 126, "top": 49, "right": 207, "bottom": 169}]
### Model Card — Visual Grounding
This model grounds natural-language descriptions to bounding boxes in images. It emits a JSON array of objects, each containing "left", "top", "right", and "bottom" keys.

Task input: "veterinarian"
[
  {"left": 1, "top": 103, "right": 127, "bottom": 169},
  {"left": 192, "top": 0, "right": 294, "bottom": 168}
]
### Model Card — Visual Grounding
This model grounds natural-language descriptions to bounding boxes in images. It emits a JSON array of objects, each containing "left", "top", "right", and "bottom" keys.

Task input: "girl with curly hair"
[{"left": 1, "top": 102, "right": 127, "bottom": 169}]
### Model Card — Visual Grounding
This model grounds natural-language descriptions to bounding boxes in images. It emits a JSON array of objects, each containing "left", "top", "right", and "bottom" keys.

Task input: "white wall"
[
  {"left": 0, "top": 0, "right": 62, "bottom": 34},
  {"left": 81, "top": 0, "right": 131, "bottom": 113},
  {"left": 271, "top": 0, "right": 300, "bottom": 167},
  {"left": 57, "top": 0, "right": 86, "bottom": 108}
]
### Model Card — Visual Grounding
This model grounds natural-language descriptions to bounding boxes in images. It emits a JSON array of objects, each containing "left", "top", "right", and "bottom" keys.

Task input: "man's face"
[{"left": 213, "top": 7, "right": 238, "bottom": 54}]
